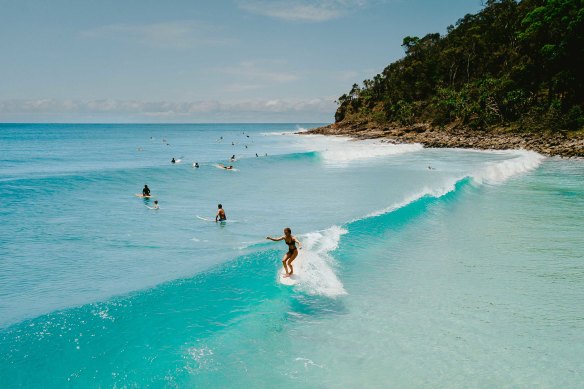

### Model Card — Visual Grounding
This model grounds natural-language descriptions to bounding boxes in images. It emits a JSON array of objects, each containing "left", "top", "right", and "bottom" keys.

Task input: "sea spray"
[{"left": 291, "top": 226, "right": 348, "bottom": 297}]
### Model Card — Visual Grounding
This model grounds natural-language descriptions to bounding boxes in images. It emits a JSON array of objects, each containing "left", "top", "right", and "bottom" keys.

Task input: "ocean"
[{"left": 1, "top": 123, "right": 583, "bottom": 388}]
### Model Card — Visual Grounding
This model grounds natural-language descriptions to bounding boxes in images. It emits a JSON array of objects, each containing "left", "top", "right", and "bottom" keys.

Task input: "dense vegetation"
[{"left": 335, "top": 0, "right": 584, "bottom": 133}]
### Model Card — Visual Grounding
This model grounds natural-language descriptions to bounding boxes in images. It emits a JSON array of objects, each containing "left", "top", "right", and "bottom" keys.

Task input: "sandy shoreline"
[{"left": 304, "top": 121, "right": 584, "bottom": 158}]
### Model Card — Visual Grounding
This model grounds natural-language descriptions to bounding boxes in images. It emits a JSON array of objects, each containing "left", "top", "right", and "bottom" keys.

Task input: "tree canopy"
[{"left": 335, "top": 0, "right": 584, "bottom": 133}]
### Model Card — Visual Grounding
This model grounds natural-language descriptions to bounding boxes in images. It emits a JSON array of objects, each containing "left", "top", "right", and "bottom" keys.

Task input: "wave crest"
[{"left": 472, "top": 150, "right": 544, "bottom": 184}]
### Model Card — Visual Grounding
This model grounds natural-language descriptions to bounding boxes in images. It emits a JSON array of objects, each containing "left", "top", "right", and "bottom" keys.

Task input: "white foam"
[
  {"left": 260, "top": 130, "right": 299, "bottom": 136},
  {"left": 357, "top": 150, "right": 544, "bottom": 222},
  {"left": 471, "top": 150, "right": 544, "bottom": 184},
  {"left": 293, "top": 135, "right": 423, "bottom": 166},
  {"left": 291, "top": 226, "right": 348, "bottom": 297},
  {"left": 261, "top": 126, "right": 310, "bottom": 136}
]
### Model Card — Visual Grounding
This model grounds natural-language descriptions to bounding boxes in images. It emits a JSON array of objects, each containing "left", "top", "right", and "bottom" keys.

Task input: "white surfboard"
[
  {"left": 196, "top": 215, "right": 236, "bottom": 223},
  {"left": 280, "top": 271, "right": 299, "bottom": 286}
]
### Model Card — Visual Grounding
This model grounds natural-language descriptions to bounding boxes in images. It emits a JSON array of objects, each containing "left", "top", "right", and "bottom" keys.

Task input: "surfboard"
[
  {"left": 214, "top": 164, "right": 239, "bottom": 171},
  {"left": 145, "top": 205, "right": 159, "bottom": 210},
  {"left": 196, "top": 215, "right": 236, "bottom": 223},
  {"left": 135, "top": 194, "right": 153, "bottom": 198},
  {"left": 280, "top": 271, "right": 298, "bottom": 286}
]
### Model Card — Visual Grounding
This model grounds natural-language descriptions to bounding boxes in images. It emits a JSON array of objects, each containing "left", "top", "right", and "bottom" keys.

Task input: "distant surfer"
[
  {"left": 171, "top": 157, "right": 176, "bottom": 164},
  {"left": 256, "top": 153, "right": 258, "bottom": 157},
  {"left": 230, "top": 155, "right": 236, "bottom": 162},
  {"left": 218, "top": 164, "right": 234, "bottom": 170},
  {"left": 267, "top": 228, "right": 302, "bottom": 278},
  {"left": 215, "top": 204, "right": 227, "bottom": 222},
  {"left": 151, "top": 200, "right": 159, "bottom": 210},
  {"left": 142, "top": 185, "right": 151, "bottom": 197},
  {"left": 193, "top": 162, "right": 199, "bottom": 168}
]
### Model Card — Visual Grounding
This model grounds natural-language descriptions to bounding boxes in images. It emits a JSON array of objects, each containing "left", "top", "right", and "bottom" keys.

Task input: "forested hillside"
[{"left": 335, "top": 0, "right": 584, "bottom": 134}]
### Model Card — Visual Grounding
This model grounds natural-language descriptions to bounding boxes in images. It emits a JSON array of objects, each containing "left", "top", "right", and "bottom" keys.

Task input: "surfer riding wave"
[{"left": 267, "top": 228, "right": 302, "bottom": 278}]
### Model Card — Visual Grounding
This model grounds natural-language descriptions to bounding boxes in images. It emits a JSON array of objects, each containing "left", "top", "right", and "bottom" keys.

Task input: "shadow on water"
[{"left": 286, "top": 294, "right": 348, "bottom": 321}]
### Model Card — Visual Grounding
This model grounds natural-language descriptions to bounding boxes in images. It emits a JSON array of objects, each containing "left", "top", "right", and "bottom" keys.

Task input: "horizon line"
[{"left": 0, "top": 121, "right": 331, "bottom": 125}]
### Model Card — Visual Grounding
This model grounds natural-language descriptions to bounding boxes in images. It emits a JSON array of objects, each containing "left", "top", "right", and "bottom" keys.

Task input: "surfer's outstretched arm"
[{"left": 266, "top": 236, "right": 284, "bottom": 241}]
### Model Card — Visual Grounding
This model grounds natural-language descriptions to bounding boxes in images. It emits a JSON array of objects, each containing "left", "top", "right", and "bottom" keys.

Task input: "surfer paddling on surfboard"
[
  {"left": 215, "top": 204, "right": 227, "bottom": 222},
  {"left": 267, "top": 228, "right": 302, "bottom": 278}
]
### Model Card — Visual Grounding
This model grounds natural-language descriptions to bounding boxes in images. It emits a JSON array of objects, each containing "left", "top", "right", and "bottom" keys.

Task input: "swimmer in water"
[
  {"left": 142, "top": 185, "right": 151, "bottom": 197},
  {"left": 153, "top": 200, "right": 159, "bottom": 209},
  {"left": 267, "top": 228, "right": 302, "bottom": 277},
  {"left": 215, "top": 204, "right": 227, "bottom": 222},
  {"left": 171, "top": 157, "right": 176, "bottom": 164},
  {"left": 193, "top": 162, "right": 199, "bottom": 168}
]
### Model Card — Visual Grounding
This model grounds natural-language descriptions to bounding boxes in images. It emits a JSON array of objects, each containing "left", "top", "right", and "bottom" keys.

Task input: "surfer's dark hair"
[
  {"left": 284, "top": 227, "right": 291, "bottom": 234},
  {"left": 218, "top": 204, "right": 222, "bottom": 208}
]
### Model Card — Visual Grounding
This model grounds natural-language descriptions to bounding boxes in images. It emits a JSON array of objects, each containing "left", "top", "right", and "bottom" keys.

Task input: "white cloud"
[
  {"left": 0, "top": 98, "right": 336, "bottom": 122},
  {"left": 239, "top": 0, "right": 368, "bottom": 22},
  {"left": 81, "top": 20, "right": 232, "bottom": 49}
]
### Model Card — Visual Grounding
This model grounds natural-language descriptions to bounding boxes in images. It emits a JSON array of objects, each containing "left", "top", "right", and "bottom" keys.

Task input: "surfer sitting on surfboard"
[
  {"left": 267, "top": 228, "right": 302, "bottom": 278},
  {"left": 142, "top": 185, "right": 151, "bottom": 197},
  {"left": 215, "top": 204, "right": 227, "bottom": 222}
]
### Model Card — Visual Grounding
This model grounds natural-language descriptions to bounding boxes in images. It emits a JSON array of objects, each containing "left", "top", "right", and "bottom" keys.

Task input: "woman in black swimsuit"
[{"left": 267, "top": 228, "right": 302, "bottom": 277}]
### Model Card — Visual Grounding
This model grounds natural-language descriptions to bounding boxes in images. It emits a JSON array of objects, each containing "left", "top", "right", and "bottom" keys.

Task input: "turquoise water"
[{"left": 1, "top": 124, "right": 583, "bottom": 387}]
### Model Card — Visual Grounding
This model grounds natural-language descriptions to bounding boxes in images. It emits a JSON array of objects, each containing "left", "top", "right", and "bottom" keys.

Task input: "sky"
[{"left": 0, "top": 0, "right": 485, "bottom": 123}]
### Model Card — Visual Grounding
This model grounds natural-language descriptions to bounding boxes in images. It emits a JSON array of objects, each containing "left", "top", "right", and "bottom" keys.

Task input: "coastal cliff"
[{"left": 307, "top": 0, "right": 584, "bottom": 157}]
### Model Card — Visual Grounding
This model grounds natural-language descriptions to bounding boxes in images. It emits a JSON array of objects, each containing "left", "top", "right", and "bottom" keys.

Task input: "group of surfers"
[{"left": 140, "top": 185, "right": 301, "bottom": 277}]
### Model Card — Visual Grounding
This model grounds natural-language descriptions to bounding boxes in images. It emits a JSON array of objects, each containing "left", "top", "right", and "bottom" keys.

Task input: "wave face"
[{"left": 3, "top": 123, "right": 582, "bottom": 388}]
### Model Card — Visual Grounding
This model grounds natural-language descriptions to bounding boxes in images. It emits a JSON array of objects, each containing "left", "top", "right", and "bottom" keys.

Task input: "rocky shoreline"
[{"left": 304, "top": 121, "right": 584, "bottom": 158}]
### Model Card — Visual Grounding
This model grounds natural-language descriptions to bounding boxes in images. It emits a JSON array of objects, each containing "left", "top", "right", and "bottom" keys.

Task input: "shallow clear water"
[{"left": 0, "top": 124, "right": 582, "bottom": 387}]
